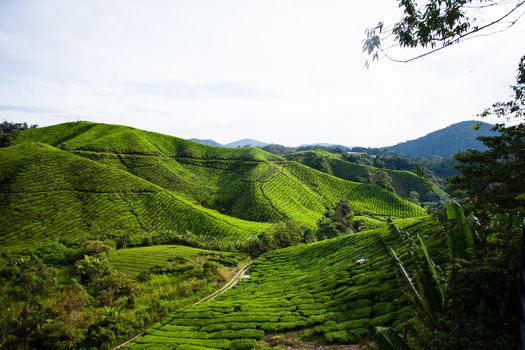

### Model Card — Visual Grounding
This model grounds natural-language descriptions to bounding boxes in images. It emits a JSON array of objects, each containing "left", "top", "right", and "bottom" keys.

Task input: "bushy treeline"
[
  {"left": 374, "top": 123, "right": 525, "bottom": 350},
  {"left": 0, "top": 121, "right": 38, "bottom": 147},
  {"left": 0, "top": 241, "right": 237, "bottom": 349},
  {"left": 244, "top": 201, "right": 361, "bottom": 257},
  {"left": 261, "top": 143, "right": 352, "bottom": 156}
]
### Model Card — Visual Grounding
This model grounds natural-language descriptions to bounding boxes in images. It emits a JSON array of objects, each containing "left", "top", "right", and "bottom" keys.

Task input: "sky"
[{"left": 0, "top": 0, "right": 524, "bottom": 147}]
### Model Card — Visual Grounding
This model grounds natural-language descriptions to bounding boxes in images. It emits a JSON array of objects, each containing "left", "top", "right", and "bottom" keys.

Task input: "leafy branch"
[{"left": 363, "top": 0, "right": 525, "bottom": 65}]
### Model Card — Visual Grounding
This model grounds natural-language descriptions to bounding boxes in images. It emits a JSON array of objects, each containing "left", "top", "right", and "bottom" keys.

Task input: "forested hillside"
[{"left": 381, "top": 120, "right": 497, "bottom": 158}]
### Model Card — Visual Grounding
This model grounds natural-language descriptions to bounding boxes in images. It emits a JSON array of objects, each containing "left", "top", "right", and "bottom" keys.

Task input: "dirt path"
[
  {"left": 111, "top": 263, "right": 253, "bottom": 350},
  {"left": 193, "top": 263, "right": 252, "bottom": 306}
]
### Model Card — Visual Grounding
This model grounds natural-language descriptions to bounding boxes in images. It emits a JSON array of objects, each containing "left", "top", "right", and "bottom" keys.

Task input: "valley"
[{"left": 0, "top": 120, "right": 518, "bottom": 350}]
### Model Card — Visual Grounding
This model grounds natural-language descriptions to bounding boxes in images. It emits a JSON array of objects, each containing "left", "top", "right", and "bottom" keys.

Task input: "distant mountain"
[
  {"left": 382, "top": 120, "right": 498, "bottom": 158},
  {"left": 190, "top": 138, "right": 222, "bottom": 147},
  {"left": 225, "top": 138, "right": 267, "bottom": 148},
  {"left": 299, "top": 143, "right": 341, "bottom": 147}
]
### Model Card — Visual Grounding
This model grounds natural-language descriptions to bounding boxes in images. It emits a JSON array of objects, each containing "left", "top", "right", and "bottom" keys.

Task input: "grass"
[{"left": 127, "top": 217, "right": 444, "bottom": 349}]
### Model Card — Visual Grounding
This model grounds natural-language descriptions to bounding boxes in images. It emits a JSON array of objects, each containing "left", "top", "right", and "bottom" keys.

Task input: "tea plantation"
[
  {"left": 286, "top": 149, "right": 448, "bottom": 204},
  {"left": 1, "top": 121, "right": 425, "bottom": 250},
  {"left": 127, "top": 217, "right": 443, "bottom": 349},
  {"left": 110, "top": 244, "right": 247, "bottom": 276},
  {"left": 0, "top": 121, "right": 454, "bottom": 349}
]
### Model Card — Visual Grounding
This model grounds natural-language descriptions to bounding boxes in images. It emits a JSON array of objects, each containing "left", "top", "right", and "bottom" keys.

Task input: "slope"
[
  {"left": 12, "top": 121, "right": 280, "bottom": 161},
  {"left": 0, "top": 142, "right": 271, "bottom": 250},
  {"left": 4, "top": 121, "right": 425, "bottom": 250},
  {"left": 381, "top": 120, "right": 498, "bottom": 158},
  {"left": 128, "top": 217, "right": 445, "bottom": 349},
  {"left": 286, "top": 149, "right": 445, "bottom": 204}
]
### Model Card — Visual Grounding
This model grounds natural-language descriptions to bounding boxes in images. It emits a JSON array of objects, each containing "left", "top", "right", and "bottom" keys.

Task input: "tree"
[
  {"left": 0, "top": 120, "right": 38, "bottom": 147},
  {"left": 363, "top": 2, "right": 525, "bottom": 348},
  {"left": 54, "top": 281, "right": 90, "bottom": 349},
  {"left": 450, "top": 123, "right": 525, "bottom": 212},
  {"left": 3, "top": 257, "right": 56, "bottom": 350},
  {"left": 363, "top": 0, "right": 525, "bottom": 65}
]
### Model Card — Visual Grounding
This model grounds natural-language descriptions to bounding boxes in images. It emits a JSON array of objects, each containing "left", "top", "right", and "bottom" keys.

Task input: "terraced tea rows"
[
  {"left": 2, "top": 121, "right": 428, "bottom": 251},
  {"left": 13, "top": 121, "right": 283, "bottom": 161},
  {"left": 286, "top": 150, "right": 445, "bottom": 203},
  {"left": 128, "top": 217, "right": 444, "bottom": 349},
  {"left": 110, "top": 245, "right": 247, "bottom": 276},
  {"left": 281, "top": 162, "right": 425, "bottom": 218},
  {"left": 0, "top": 143, "right": 271, "bottom": 250}
]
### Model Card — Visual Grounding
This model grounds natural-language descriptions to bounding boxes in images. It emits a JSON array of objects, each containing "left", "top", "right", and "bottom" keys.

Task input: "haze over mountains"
[
  {"left": 191, "top": 120, "right": 496, "bottom": 158},
  {"left": 190, "top": 138, "right": 268, "bottom": 148}
]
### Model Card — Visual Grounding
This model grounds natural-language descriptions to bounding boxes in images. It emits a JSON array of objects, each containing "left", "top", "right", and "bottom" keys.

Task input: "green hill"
[
  {"left": 1, "top": 121, "right": 425, "bottom": 250},
  {"left": 0, "top": 142, "right": 271, "bottom": 250},
  {"left": 286, "top": 149, "right": 447, "bottom": 204},
  {"left": 128, "top": 217, "right": 444, "bottom": 349}
]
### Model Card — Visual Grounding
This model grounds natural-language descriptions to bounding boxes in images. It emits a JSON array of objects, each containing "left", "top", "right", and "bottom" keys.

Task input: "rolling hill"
[
  {"left": 286, "top": 149, "right": 448, "bottom": 205},
  {"left": 0, "top": 121, "right": 425, "bottom": 250},
  {"left": 381, "top": 120, "right": 498, "bottom": 158}
]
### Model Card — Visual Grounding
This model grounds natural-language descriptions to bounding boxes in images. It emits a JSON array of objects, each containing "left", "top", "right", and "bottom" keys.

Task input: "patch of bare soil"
[{"left": 260, "top": 332, "right": 370, "bottom": 350}]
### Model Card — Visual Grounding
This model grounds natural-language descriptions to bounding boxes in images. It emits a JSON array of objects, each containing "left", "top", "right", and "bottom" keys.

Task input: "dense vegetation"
[
  {"left": 363, "top": 1, "right": 525, "bottom": 348},
  {"left": 379, "top": 121, "right": 497, "bottom": 158},
  {"left": 285, "top": 149, "right": 448, "bottom": 206},
  {"left": 129, "top": 217, "right": 444, "bottom": 349},
  {"left": 0, "top": 120, "right": 38, "bottom": 147},
  {"left": 1, "top": 113, "right": 522, "bottom": 349},
  {"left": 0, "top": 241, "right": 247, "bottom": 349},
  {"left": 0, "top": 121, "right": 424, "bottom": 252}
]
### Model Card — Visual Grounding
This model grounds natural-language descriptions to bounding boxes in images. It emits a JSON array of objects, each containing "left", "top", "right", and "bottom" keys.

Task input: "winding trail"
[{"left": 111, "top": 263, "right": 253, "bottom": 350}]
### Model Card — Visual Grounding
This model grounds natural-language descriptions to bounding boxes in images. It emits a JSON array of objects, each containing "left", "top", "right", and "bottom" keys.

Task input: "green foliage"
[
  {"left": 371, "top": 326, "right": 412, "bottom": 350},
  {"left": 109, "top": 244, "right": 245, "bottom": 276},
  {"left": 445, "top": 202, "right": 474, "bottom": 259},
  {"left": 450, "top": 123, "right": 525, "bottom": 214},
  {"left": 1, "top": 122, "right": 426, "bottom": 253},
  {"left": 364, "top": 1, "right": 524, "bottom": 65},
  {"left": 0, "top": 120, "right": 38, "bottom": 147},
  {"left": 286, "top": 149, "right": 446, "bottom": 204},
  {"left": 0, "top": 242, "right": 243, "bottom": 349},
  {"left": 244, "top": 220, "right": 309, "bottom": 257},
  {"left": 131, "top": 218, "right": 443, "bottom": 347},
  {"left": 382, "top": 222, "right": 445, "bottom": 331},
  {"left": 315, "top": 201, "right": 356, "bottom": 241}
]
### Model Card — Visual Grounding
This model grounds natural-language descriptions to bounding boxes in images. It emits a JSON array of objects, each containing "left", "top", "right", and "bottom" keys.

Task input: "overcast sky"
[{"left": 1, "top": 0, "right": 524, "bottom": 147}]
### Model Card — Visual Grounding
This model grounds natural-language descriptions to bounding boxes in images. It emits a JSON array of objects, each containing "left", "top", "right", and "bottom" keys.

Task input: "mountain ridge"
[
  {"left": 225, "top": 138, "right": 267, "bottom": 148},
  {"left": 380, "top": 120, "right": 498, "bottom": 158}
]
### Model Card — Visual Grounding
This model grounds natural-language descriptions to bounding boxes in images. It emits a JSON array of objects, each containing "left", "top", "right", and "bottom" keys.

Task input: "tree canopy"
[
  {"left": 364, "top": 0, "right": 525, "bottom": 64},
  {"left": 365, "top": 2, "right": 525, "bottom": 349}
]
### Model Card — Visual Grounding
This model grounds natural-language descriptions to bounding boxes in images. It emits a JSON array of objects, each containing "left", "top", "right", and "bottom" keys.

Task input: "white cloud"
[{"left": 0, "top": 0, "right": 523, "bottom": 147}]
